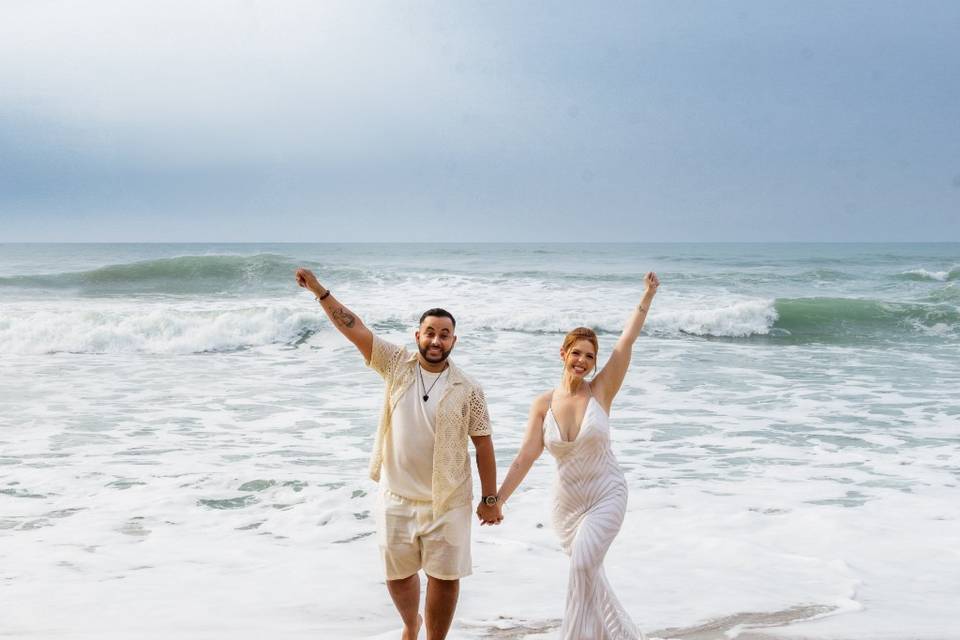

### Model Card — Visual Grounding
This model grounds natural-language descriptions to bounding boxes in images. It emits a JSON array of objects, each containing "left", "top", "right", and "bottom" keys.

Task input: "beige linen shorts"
[{"left": 375, "top": 489, "right": 472, "bottom": 581}]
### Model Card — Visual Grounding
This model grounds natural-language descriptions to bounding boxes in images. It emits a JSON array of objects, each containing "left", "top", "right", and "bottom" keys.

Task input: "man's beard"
[{"left": 419, "top": 344, "right": 453, "bottom": 364}]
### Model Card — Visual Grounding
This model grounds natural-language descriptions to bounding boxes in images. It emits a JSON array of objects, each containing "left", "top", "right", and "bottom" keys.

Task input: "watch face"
[{"left": 484, "top": 496, "right": 497, "bottom": 505}]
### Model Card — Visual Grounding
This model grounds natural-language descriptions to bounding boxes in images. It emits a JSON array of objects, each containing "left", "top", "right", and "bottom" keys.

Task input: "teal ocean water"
[{"left": 1, "top": 243, "right": 958, "bottom": 639}]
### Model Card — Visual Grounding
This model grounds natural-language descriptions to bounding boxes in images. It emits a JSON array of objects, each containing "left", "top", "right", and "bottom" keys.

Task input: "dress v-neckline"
[{"left": 549, "top": 395, "right": 595, "bottom": 443}]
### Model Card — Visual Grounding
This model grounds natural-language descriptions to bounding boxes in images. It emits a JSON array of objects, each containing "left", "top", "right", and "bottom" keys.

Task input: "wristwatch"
[{"left": 482, "top": 495, "right": 499, "bottom": 506}]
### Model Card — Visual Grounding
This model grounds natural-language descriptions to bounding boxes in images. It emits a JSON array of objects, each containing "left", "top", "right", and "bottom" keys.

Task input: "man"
[{"left": 295, "top": 268, "right": 501, "bottom": 640}]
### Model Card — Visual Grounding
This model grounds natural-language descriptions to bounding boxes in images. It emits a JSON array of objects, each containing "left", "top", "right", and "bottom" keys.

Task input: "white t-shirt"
[{"left": 382, "top": 366, "right": 449, "bottom": 501}]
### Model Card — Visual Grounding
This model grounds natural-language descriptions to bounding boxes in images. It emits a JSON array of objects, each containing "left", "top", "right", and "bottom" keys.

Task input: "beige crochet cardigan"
[{"left": 366, "top": 335, "right": 492, "bottom": 516}]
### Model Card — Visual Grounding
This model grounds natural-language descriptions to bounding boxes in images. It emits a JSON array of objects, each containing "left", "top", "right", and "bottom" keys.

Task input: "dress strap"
[{"left": 548, "top": 387, "right": 597, "bottom": 408}]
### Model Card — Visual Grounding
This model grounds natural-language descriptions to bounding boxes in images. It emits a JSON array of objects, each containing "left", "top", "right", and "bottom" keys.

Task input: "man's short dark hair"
[{"left": 419, "top": 308, "right": 456, "bottom": 329}]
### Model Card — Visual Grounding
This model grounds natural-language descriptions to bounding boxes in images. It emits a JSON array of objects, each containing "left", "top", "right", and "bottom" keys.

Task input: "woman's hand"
[{"left": 643, "top": 271, "right": 660, "bottom": 297}]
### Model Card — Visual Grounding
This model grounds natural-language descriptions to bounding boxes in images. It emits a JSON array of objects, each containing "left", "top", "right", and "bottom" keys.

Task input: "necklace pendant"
[{"left": 423, "top": 394, "right": 429, "bottom": 402}]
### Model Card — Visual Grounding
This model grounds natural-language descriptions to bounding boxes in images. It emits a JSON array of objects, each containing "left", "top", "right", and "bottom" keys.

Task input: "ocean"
[{"left": 1, "top": 243, "right": 958, "bottom": 639}]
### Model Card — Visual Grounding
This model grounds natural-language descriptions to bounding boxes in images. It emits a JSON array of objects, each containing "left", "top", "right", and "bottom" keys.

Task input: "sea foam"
[
  {"left": 4, "top": 292, "right": 956, "bottom": 355},
  {"left": 897, "top": 266, "right": 960, "bottom": 282},
  {"left": 0, "top": 303, "right": 322, "bottom": 354},
  {"left": 649, "top": 299, "right": 778, "bottom": 338}
]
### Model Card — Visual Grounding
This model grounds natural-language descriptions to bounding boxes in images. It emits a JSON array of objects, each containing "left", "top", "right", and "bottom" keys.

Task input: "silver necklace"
[{"left": 417, "top": 362, "right": 448, "bottom": 402}]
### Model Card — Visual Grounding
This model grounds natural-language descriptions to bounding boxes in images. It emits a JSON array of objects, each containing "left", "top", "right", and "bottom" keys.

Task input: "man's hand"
[
  {"left": 476, "top": 501, "right": 502, "bottom": 526},
  {"left": 295, "top": 268, "right": 324, "bottom": 297}
]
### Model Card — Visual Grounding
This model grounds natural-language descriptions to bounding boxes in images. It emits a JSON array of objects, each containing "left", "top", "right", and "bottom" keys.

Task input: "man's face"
[{"left": 416, "top": 316, "right": 457, "bottom": 364}]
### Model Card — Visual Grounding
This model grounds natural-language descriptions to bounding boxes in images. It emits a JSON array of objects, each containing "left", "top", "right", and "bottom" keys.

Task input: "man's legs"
[
  {"left": 380, "top": 497, "right": 468, "bottom": 639},
  {"left": 424, "top": 575, "right": 459, "bottom": 640},
  {"left": 386, "top": 573, "right": 422, "bottom": 640}
]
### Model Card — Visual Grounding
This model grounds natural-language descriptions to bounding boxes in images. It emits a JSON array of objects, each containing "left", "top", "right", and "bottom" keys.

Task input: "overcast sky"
[{"left": 1, "top": 1, "right": 958, "bottom": 242}]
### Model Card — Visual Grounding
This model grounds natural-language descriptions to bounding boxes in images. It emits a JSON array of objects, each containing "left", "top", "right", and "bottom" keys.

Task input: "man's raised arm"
[{"left": 296, "top": 268, "right": 373, "bottom": 362}]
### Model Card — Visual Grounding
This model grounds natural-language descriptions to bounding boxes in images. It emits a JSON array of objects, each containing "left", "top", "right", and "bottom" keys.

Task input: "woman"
[{"left": 497, "top": 271, "right": 659, "bottom": 640}]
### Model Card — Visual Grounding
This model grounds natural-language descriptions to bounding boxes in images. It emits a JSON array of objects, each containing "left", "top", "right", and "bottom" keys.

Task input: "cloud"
[
  {"left": 1, "top": 1, "right": 958, "bottom": 240},
  {"left": 1, "top": 3, "right": 520, "bottom": 160}
]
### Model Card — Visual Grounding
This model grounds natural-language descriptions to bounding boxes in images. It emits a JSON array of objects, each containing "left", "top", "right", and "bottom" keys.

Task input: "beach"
[{"left": 1, "top": 242, "right": 958, "bottom": 639}]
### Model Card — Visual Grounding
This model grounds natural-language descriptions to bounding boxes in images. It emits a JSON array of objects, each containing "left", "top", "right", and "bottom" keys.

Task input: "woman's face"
[{"left": 561, "top": 339, "right": 597, "bottom": 379}]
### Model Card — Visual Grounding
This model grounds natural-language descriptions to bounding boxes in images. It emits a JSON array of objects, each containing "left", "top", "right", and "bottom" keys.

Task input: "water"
[{"left": 1, "top": 243, "right": 958, "bottom": 639}]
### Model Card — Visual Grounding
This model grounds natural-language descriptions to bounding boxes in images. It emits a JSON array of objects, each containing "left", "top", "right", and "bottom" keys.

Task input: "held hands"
[
  {"left": 476, "top": 500, "right": 503, "bottom": 526},
  {"left": 295, "top": 268, "right": 323, "bottom": 297}
]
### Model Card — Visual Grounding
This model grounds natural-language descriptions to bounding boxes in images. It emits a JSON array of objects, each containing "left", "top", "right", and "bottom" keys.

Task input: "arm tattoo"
[{"left": 333, "top": 307, "right": 356, "bottom": 329}]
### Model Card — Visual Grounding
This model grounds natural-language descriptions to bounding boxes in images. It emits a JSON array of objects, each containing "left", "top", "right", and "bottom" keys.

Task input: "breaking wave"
[
  {"left": 896, "top": 267, "right": 960, "bottom": 282},
  {"left": 1, "top": 295, "right": 956, "bottom": 354},
  {"left": 0, "top": 254, "right": 361, "bottom": 295}
]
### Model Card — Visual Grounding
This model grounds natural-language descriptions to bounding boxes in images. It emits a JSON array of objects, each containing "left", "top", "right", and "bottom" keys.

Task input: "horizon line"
[{"left": 3, "top": 240, "right": 960, "bottom": 245}]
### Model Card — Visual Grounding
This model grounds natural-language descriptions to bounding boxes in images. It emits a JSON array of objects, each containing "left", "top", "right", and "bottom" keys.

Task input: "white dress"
[{"left": 544, "top": 394, "right": 642, "bottom": 640}]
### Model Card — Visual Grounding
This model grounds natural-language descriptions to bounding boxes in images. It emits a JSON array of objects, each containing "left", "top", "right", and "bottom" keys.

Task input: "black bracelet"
[{"left": 317, "top": 289, "right": 331, "bottom": 301}]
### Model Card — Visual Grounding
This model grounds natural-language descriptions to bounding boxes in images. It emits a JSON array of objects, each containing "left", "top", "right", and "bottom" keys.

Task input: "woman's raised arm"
[{"left": 593, "top": 271, "right": 659, "bottom": 410}]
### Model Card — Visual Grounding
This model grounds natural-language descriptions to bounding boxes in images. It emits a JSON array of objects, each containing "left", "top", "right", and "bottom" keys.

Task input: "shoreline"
[
  {"left": 461, "top": 605, "right": 839, "bottom": 639},
  {"left": 358, "top": 603, "right": 884, "bottom": 640}
]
